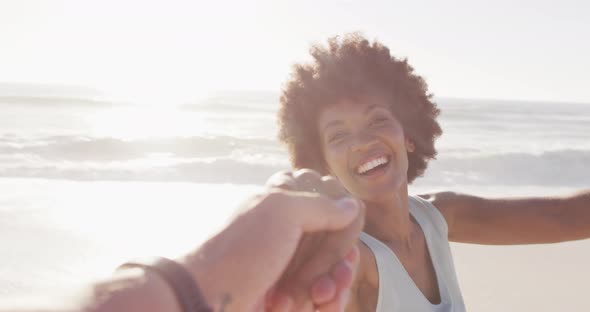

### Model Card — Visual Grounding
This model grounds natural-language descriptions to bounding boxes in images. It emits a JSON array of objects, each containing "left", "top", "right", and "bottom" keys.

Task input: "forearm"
[
  {"left": 442, "top": 190, "right": 590, "bottom": 244},
  {"left": 557, "top": 189, "right": 590, "bottom": 241}
]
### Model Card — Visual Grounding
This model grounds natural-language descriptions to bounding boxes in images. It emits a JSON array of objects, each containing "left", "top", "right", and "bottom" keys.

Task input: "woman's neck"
[{"left": 362, "top": 185, "right": 415, "bottom": 247}]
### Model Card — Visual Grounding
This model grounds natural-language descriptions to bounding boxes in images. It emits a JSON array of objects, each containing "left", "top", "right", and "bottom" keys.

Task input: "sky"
[{"left": 0, "top": 0, "right": 589, "bottom": 105}]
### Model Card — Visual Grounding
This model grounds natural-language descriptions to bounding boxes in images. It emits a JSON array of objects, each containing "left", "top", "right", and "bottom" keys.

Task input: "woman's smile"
[{"left": 355, "top": 154, "right": 390, "bottom": 177}]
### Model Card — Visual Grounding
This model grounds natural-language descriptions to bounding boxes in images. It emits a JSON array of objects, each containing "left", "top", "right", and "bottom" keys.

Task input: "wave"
[
  {"left": 0, "top": 82, "right": 120, "bottom": 108},
  {"left": 0, "top": 135, "right": 283, "bottom": 162},
  {"left": 0, "top": 96, "right": 118, "bottom": 108},
  {"left": 422, "top": 149, "right": 590, "bottom": 187},
  {"left": 0, "top": 158, "right": 288, "bottom": 184},
  {"left": 180, "top": 92, "right": 279, "bottom": 113},
  {"left": 1, "top": 132, "right": 589, "bottom": 186}
]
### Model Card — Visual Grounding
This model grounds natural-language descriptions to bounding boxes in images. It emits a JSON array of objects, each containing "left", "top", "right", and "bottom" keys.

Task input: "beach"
[{"left": 1, "top": 88, "right": 590, "bottom": 310}]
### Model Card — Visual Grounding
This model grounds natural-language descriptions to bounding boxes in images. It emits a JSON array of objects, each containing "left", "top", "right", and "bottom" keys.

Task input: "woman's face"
[{"left": 317, "top": 97, "right": 413, "bottom": 202}]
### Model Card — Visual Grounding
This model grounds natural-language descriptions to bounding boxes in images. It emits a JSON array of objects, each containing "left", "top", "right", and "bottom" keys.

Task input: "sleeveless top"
[{"left": 359, "top": 196, "right": 466, "bottom": 312}]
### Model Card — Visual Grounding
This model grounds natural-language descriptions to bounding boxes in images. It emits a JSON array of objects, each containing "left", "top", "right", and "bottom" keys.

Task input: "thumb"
[{"left": 280, "top": 192, "right": 362, "bottom": 233}]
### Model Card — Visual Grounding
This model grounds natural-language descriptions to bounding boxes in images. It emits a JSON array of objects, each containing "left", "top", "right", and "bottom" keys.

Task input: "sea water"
[{"left": 1, "top": 86, "right": 589, "bottom": 310}]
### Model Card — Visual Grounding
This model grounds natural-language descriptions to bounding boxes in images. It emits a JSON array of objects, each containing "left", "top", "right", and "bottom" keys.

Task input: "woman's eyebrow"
[
  {"left": 322, "top": 120, "right": 344, "bottom": 132},
  {"left": 364, "top": 104, "right": 386, "bottom": 115}
]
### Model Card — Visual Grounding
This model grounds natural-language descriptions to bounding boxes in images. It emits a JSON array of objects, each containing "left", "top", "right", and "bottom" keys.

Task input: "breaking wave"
[{"left": 1, "top": 133, "right": 589, "bottom": 187}]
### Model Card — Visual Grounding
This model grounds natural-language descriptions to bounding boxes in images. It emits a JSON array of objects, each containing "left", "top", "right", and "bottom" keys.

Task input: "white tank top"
[{"left": 359, "top": 196, "right": 466, "bottom": 312}]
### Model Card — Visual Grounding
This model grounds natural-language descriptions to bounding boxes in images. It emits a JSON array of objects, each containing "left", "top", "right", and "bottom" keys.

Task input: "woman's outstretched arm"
[{"left": 423, "top": 190, "right": 590, "bottom": 245}]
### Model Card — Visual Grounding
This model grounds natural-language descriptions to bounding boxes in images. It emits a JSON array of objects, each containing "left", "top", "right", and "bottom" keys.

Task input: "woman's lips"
[{"left": 355, "top": 155, "right": 390, "bottom": 176}]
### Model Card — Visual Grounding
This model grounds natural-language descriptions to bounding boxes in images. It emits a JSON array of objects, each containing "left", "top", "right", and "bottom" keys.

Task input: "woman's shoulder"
[
  {"left": 414, "top": 191, "right": 481, "bottom": 236},
  {"left": 410, "top": 194, "right": 457, "bottom": 237},
  {"left": 414, "top": 191, "right": 459, "bottom": 211}
]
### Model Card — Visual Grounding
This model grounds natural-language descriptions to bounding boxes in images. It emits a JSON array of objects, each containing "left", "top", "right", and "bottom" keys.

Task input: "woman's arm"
[{"left": 423, "top": 190, "right": 590, "bottom": 245}]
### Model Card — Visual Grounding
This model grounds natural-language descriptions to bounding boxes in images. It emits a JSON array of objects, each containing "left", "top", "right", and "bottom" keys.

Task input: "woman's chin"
[{"left": 364, "top": 174, "right": 407, "bottom": 195}]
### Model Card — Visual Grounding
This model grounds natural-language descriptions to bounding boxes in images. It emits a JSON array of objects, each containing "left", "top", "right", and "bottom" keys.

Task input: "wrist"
[
  {"left": 180, "top": 235, "right": 234, "bottom": 311},
  {"left": 138, "top": 269, "right": 183, "bottom": 312},
  {"left": 179, "top": 207, "right": 269, "bottom": 312},
  {"left": 89, "top": 268, "right": 180, "bottom": 312}
]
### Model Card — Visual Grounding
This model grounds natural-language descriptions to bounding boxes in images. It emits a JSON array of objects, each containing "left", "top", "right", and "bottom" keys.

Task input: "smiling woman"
[
  {"left": 277, "top": 33, "right": 590, "bottom": 312},
  {"left": 278, "top": 34, "right": 441, "bottom": 184},
  {"left": 278, "top": 33, "right": 464, "bottom": 311}
]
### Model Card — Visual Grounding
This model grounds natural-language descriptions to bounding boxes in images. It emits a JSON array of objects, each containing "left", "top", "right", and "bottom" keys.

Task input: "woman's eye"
[
  {"left": 328, "top": 132, "right": 347, "bottom": 143},
  {"left": 370, "top": 116, "right": 388, "bottom": 125}
]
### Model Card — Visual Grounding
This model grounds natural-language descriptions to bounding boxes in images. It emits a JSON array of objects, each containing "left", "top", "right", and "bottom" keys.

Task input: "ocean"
[{"left": 1, "top": 86, "right": 590, "bottom": 310}]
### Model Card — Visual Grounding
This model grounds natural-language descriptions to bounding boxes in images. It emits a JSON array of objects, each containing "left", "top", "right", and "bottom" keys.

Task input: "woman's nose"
[{"left": 350, "top": 131, "right": 378, "bottom": 152}]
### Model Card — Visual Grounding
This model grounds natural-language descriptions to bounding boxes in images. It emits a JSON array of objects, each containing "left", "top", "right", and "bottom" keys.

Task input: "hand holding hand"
[
  {"left": 265, "top": 169, "right": 365, "bottom": 312},
  {"left": 182, "top": 173, "right": 364, "bottom": 312}
]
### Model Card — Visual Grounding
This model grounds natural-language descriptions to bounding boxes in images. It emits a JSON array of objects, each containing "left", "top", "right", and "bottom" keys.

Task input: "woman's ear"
[{"left": 405, "top": 138, "right": 416, "bottom": 153}]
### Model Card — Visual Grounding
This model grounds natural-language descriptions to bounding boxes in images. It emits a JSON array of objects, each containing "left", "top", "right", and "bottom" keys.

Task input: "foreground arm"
[
  {"left": 425, "top": 190, "right": 590, "bottom": 245},
  {"left": 1, "top": 191, "right": 363, "bottom": 312}
]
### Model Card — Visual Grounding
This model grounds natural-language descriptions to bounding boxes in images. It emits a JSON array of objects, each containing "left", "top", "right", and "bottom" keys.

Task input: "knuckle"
[
  {"left": 266, "top": 171, "right": 297, "bottom": 188},
  {"left": 293, "top": 169, "right": 324, "bottom": 193},
  {"left": 268, "top": 180, "right": 298, "bottom": 191},
  {"left": 293, "top": 168, "right": 322, "bottom": 180}
]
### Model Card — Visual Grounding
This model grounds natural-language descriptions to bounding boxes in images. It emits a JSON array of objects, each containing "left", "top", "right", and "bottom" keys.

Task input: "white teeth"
[{"left": 357, "top": 156, "right": 388, "bottom": 174}]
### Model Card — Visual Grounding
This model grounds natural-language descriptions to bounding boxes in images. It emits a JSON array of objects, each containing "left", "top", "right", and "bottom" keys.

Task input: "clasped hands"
[
  {"left": 185, "top": 169, "right": 364, "bottom": 312},
  {"left": 263, "top": 169, "right": 365, "bottom": 312}
]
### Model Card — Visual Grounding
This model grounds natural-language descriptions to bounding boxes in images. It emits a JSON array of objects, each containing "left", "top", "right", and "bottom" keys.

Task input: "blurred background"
[{"left": 1, "top": 0, "right": 589, "bottom": 310}]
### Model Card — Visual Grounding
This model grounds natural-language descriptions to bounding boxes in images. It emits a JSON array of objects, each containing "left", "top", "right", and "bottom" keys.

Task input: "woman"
[{"left": 275, "top": 33, "right": 590, "bottom": 311}]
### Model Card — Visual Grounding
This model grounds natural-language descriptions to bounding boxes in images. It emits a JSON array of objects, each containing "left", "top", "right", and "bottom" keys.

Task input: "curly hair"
[{"left": 277, "top": 33, "right": 442, "bottom": 183}]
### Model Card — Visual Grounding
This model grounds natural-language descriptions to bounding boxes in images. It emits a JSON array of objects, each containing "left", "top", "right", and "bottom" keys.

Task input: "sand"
[{"left": 453, "top": 240, "right": 590, "bottom": 311}]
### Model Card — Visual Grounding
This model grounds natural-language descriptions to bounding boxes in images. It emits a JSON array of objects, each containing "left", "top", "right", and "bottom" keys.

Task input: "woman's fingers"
[
  {"left": 331, "top": 246, "right": 359, "bottom": 291},
  {"left": 267, "top": 169, "right": 349, "bottom": 200},
  {"left": 264, "top": 289, "right": 293, "bottom": 312},
  {"left": 294, "top": 212, "right": 363, "bottom": 303},
  {"left": 310, "top": 274, "right": 337, "bottom": 304},
  {"left": 265, "top": 170, "right": 297, "bottom": 190},
  {"left": 293, "top": 168, "right": 324, "bottom": 193},
  {"left": 310, "top": 246, "right": 359, "bottom": 304},
  {"left": 314, "top": 289, "right": 352, "bottom": 312}
]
